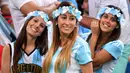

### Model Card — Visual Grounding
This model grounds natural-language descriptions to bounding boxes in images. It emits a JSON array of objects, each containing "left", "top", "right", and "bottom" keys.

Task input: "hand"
[
  {"left": 90, "top": 19, "right": 100, "bottom": 37},
  {"left": 40, "top": 2, "right": 60, "bottom": 19},
  {"left": 47, "top": 1, "right": 60, "bottom": 14},
  {"left": 55, "top": 1, "right": 61, "bottom": 7},
  {"left": 93, "top": 64, "right": 102, "bottom": 71}
]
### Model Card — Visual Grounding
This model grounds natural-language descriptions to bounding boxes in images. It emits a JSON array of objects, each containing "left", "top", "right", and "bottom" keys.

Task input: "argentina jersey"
[
  {"left": 10, "top": 42, "right": 44, "bottom": 73},
  {"left": 49, "top": 36, "right": 92, "bottom": 73}
]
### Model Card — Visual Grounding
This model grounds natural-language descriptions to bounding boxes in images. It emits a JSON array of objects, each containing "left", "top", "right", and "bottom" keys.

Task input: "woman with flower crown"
[
  {"left": 43, "top": 1, "right": 93, "bottom": 73},
  {"left": 81, "top": 5, "right": 124, "bottom": 73},
  {"left": 1, "top": 10, "right": 51, "bottom": 73}
]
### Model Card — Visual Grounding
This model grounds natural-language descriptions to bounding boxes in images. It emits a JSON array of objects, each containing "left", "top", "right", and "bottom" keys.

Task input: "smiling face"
[
  {"left": 57, "top": 12, "right": 77, "bottom": 36},
  {"left": 100, "top": 13, "right": 118, "bottom": 33},
  {"left": 26, "top": 16, "right": 46, "bottom": 38},
  {"left": 82, "top": 0, "right": 89, "bottom": 14}
]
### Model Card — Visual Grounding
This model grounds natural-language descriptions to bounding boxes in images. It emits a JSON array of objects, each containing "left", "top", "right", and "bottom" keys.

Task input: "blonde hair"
[{"left": 43, "top": 2, "right": 78, "bottom": 73}]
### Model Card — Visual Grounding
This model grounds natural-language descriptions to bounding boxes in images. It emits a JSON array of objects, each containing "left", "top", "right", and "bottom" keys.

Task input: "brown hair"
[
  {"left": 87, "top": 5, "right": 122, "bottom": 50},
  {"left": 13, "top": 16, "right": 48, "bottom": 68}
]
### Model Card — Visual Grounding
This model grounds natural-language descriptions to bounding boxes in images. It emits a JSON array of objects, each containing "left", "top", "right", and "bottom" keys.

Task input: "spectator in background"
[
  {"left": 0, "top": 0, "right": 16, "bottom": 45},
  {"left": 9, "top": 0, "right": 59, "bottom": 37},
  {"left": 76, "top": 0, "right": 83, "bottom": 14},
  {"left": 78, "top": 0, "right": 90, "bottom": 35},
  {"left": 128, "top": 0, "right": 130, "bottom": 14},
  {"left": 0, "top": 0, "right": 15, "bottom": 71},
  {"left": 111, "top": 0, "right": 130, "bottom": 73},
  {"left": 112, "top": 44, "right": 130, "bottom": 73},
  {"left": 81, "top": 0, "right": 89, "bottom": 16},
  {"left": 125, "top": 55, "right": 130, "bottom": 73},
  {"left": 0, "top": 0, "right": 13, "bottom": 26},
  {"left": 0, "top": 14, "right": 16, "bottom": 46}
]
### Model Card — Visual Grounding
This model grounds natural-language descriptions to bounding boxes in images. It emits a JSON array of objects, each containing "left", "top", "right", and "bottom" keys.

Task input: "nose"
[
  {"left": 65, "top": 19, "right": 70, "bottom": 25},
  {"left": 35, "top": 22, "right": 41, "bottom": 27}
]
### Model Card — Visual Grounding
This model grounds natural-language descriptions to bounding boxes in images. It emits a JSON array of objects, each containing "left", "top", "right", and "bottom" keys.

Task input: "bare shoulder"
[
  {"left": 2, "top": 44, "right": 10, "bottom": 56},
  {"left": 1, "top": 44, "right": 11, "bottom": 73},
  {"left": 3, "top": 44, "right": 10, "bottom": 51}
]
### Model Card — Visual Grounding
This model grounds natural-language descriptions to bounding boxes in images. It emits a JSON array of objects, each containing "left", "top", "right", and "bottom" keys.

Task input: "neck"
[
  {"left": 96, "top": 32, "right": 111, "bottom": 50},
  {"left": 60, "top": 33, "right": 68, "bottom": 47},
  {"left": 27, "top": 35, "right": 36, "bottom": 46},
  {"left": 100, "top": 32, "right": 112, "bottom": 40}
]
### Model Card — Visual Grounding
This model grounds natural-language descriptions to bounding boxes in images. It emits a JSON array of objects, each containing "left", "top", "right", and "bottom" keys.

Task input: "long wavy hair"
[
  {"left": 43, "top": 1, "right": 78, "bottom": 73},
  {"left": 87, "top": 5, "right": 123, "bottom": 50},
  {"left": 13, "top": 16, "right": 48, "bottom": 68}
]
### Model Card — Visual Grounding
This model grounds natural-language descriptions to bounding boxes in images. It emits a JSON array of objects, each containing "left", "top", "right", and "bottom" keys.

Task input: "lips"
[
  {"left": 31, "top": 26, "right": 38, "bottom": 32},
  {"left": 102, "top": 22, "right": 111, "bottom": 28},
  {"left": 64, "top": 27, "right": 70, "bottom": 30},
  {"left": 62, "top": 25, "right": 70, "bottom": 30}
]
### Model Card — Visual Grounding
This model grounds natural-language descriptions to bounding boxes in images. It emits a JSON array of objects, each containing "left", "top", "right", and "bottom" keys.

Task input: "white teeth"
[
  {"left": 103, "top": 23, "right": 109, "bottom": 27},
  {"left": 63, "top": 26, "right": 70, "bottom": 30},
  {"left": 64, "top": 28, "right": 69, "bottom": 30},
  {"left": 104, "top": 24, "right": 108, "bottom": 27},
  {"left": 32, "top": 27, "right": 37, "bottom": 32}
]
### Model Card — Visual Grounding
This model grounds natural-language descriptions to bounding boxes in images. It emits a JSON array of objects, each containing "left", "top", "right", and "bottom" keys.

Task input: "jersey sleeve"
[
  {"left": 103, "top": 40, "right": 124, "bottom": 60},
  {"left": 79, "top": 31, "right": 91, "bottom": 41},
  {"left": 74, "top": 38, "right": 92, "bottom": 64}
]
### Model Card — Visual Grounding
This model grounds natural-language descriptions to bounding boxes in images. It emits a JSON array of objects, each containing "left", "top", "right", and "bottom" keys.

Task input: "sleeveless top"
[{"left": 9, "top": 42, "right": 44, "bottom": 73}]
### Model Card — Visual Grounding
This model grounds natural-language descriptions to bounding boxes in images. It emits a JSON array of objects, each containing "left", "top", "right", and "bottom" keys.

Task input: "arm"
[
  {"left": 93, "top": 40, "right": 123, "bottom": 67},
  {"left": 79, "top": 15, "right": 99, "bottom": 28},
  {"left": 20, "top": 1, "right": 39, "bottom": 15},
  {"left": 39, "top": 2, "right": 60, "bottom": 18},
  {"left": 90, "top": 35, "right": 98, "bottom": 58},
  {"left": 1, "top": 45, "right": 11, "bottom": 73},
  {"left": 89, "top": 20, "right": 100, "bottom": 58},
  {"left": 93, "top": 49, "right": 113, "bottom": 67},
  {"left": 20, "top": 1, "right": 60, "bottom": 17},
  {"left": 80, "top": 62, "right": 93, "bottom": 73}
]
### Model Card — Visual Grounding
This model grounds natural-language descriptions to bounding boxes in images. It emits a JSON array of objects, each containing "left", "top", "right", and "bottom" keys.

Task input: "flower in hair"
[
  {"left": 96, "top": 7, "right": 125, "bottom": 25},
  {"left": 25, "top": 10, "right": 51, "bottom": 26},
  {"left": 52, "top": 6, "right": 82, "bottom": 21}
]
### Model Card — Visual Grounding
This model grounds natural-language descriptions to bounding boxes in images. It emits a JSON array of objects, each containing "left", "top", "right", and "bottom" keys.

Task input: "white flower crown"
[
  {"left": 96, "top": 7, "right": 125, "bottom": 25},
  {"left": 52, "top": 6, "right": 82, "bottom": 21},
  {"left": 25, "top": 10, "right": 51, "bottom": 26}
]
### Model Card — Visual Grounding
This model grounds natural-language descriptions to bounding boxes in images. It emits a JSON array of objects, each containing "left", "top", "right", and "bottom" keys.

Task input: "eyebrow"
[
  {"left": 33, "top": 17, "right": 39, "bottom": 20},
  {"left": 34, "top": 17, "right": 46, "bottom": 24},
  {"left": 61, "top": 14, "right": 75, "bottom": 18},
  {"left": 104, "top": 14, "right": 115, "bottom": 18}
]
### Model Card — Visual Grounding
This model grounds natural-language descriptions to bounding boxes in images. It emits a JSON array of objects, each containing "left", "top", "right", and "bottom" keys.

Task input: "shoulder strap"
[
  {"left": 9, "top": 42, "right": 15, "bottom": 66},
  {"left": 8, "top": 44, "right": 12, "bottom": 63}
]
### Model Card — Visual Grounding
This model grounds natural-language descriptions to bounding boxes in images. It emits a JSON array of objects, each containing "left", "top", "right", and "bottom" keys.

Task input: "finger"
[{"left": 55, "top": 1, "right": 61, "bottom": 7}]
